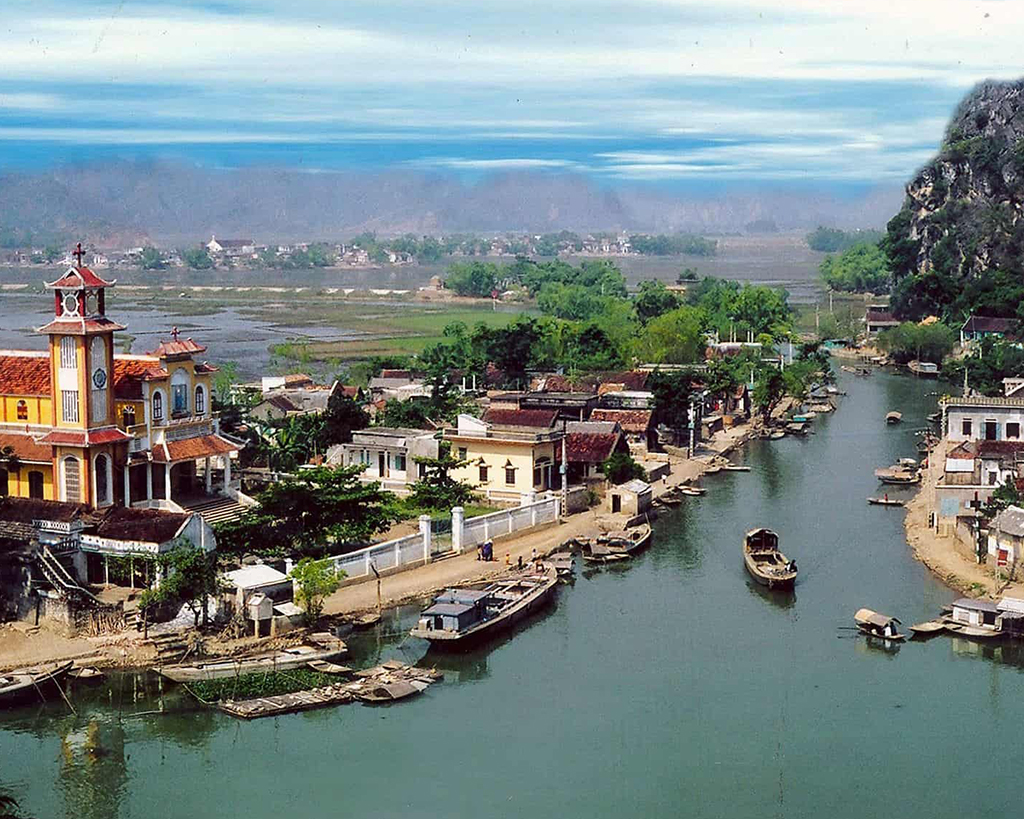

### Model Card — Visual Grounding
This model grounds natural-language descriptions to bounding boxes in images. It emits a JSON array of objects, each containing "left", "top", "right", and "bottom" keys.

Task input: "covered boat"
[
  {"left": 0, "top": 661, "right": 73, "bottom": 706},
  {"left": 886, "top": 411, "right": 903, "bottom": 425},
  {"left": 410, "top": 567, "right": 557, "bottom": 646},
  {"left": 155, "top": 643, "right": 348, "bottom": 682},
  {"left": 742, "top": 528, "right": 797, "bottom": 590},
  {"left": 874, "top": 466, "right": 920, "bottom": 486},
  {"left": 854, "top": 608, "right": 904, "bottom": 640}
]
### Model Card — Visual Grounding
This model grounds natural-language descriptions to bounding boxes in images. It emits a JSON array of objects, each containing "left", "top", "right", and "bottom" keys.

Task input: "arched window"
[
  {"left": 63, "top": 456, "right": 80, "bottom": 502},
  {"left": 16, "top": 400, "right": 27, "bottom": 421},
  {"left": 194, "top": 385, "right": 206, "bottom": 415},
  {"left": 28, "top": 471, "right": 44, "bottom": 499},
  {"left": 90, "top": 336, "right": 107, "bottom": 423},
  {"left": 94, "top": 454, "right": 110, "bottom": 505},
  {"left": 122, "top": 405, "right": 136, "bottom": 428},
  {"left": 171, "top": 369, "right": 189, "bottom": 416},
  {"left": 152, "top": 390, "right": 164, "bottom": 422}
]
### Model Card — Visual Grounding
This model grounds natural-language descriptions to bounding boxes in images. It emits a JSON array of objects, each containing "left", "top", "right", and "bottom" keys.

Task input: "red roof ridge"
[{"left": 45, "top": 265, "right": 116, "bottom": 290}]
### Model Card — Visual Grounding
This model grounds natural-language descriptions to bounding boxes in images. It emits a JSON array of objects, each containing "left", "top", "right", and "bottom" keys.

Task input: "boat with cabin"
[
  {"left": 410, "top": 567, "right": 558, "bottom": 646},
  {"left": 742, "top": 528, "right": 797, "bottom": 590},
  {"left": 885, "top": 411, "right": 902, "bottom": 425},
  {"left": 854, "top": 608, "right": 904, "bottom": 640},
  {"left": 908, "top": 360, "right": 939, "bottom": 378},
  {"left": 582, "top": 524, "right": 653, "bottom": 564},
  {"left": 0, "top": 661, "right": 73, "bottom": 706}
]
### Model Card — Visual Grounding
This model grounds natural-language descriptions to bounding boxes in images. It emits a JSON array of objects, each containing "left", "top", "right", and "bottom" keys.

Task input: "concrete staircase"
[{"left": 180, "top": 494, "right": 250, "bottom": 526}]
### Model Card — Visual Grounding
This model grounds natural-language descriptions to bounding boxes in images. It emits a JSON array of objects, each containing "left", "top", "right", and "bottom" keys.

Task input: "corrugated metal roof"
[
  {"left": 952, "top": 597, "right": 1000, "bottom": 613},
  {"left": 991, "top": 505, "right": 1024, "bottom": 538}
]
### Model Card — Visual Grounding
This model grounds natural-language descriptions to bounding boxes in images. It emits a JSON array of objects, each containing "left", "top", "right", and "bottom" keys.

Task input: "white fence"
[
  {"left": 321, "top": 495, "right": 560, "bottom": 583},
  {"left": 460, "top": 496, "right": 559, "bottom": 550}
]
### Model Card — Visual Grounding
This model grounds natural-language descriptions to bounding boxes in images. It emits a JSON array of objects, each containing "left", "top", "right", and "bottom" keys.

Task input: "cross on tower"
[
  {"left": 171, "top": 326, "right": 180, "bottom": 341},
  {"left": 72, "top": 242, "right": 84, "bottom": 268}
]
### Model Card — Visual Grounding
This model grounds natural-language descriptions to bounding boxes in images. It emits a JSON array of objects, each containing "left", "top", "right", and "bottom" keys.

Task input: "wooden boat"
[
  {"left": 597, "top": 524, "right": 652, "bottom": 554},
  {"left": 927, "top": 412, "right": 941, "bottom": 424},
  {"left": 886, "top": 411, "right": 902, "bottom": 425},
  {"left": 678, "top": 486, "right": 706, "bottom": 496},
  {"left": 946, "top": 623, "right": 1003, "bottom": 640},
  {"left": 854, "top": 608, "right": 904, "bottom": 640},
  {"left": 909, "top": 620, "right": 946, "bottom": 635},
  {"left": 67, "top": 666, "right": 104, "bottom": 681},
  {"left": 410, "top": 568, "right": 558, "bottom": 646},
  {"left": 654, "top": 495, "right": 682, "bottom": 507},
  {"left": 792, "top": 414, "right": 814, "bottom": 423},
  {"left": 867, "top": 497, "right": 905, "bottom": 507},
  {"left": 354, "top": 679, "right": 429, "bottom": 703},
  {"left": 767, "top": 430, "right": 786, "bottom": 440},
  {"left": 0, "top": 661, "right": 73, "bottom": 706},
  {"left": 840, "top": 365, "right": 858, "bottom": 374},
  {"left": 218, "top": 686, "right": 355, "bottom": 719},
  {"left": 722, "top": 464, "right": 751, "bottom": 472},
  {"left": 874, "top": 468, "right": 920, "bottom": 486},
  {"left": 583, "top": 546, "right": 632, "bottom": 564},
  {"left": 547, "top": 552, "right": 575, "bottom": 578},
  {"left": 786, "top": 422, "right": 809, "bottom": 436},
  {"left": 307, "top": 660, "right": 352, "bottom": 675},
  {"left": 742, "top": 528, "right": 797, "bottom": 590},
  {"left": 155, "top": 644, "right": 348, "bottom": 682}
]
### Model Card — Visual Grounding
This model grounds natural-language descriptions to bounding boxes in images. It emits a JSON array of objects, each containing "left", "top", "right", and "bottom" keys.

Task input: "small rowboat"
[
  {"left": 0, "top": 661, "right": 73, "bottom": 706},
  {"left": 654, "top": 495, "right": 683, "bottom": 507},
  {"left": 854, "top": 608, "right": 904, "bottom": 640},
  {"left": 886, "top": 411, "right": 903, "bottom": 425},
  {"left": 867, "top": 497, "right": 904, "bottom": 507},
  {"left": 722, "top": 465, "right": 751, "bottom": 472},
  {"left": 946, "top": 623, "right": 1003, "bottom": 640},
  {"left": 909, "top": 620, "right": 946, "bottom": 635},
  {"left": 678, "top": 486, "right": 705, "bottom": 496}
]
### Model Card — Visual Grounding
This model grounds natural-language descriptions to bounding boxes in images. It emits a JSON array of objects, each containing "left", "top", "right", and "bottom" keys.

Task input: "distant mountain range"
[{"left": 0, "top": 160, "right": 903, "bottom": 246}]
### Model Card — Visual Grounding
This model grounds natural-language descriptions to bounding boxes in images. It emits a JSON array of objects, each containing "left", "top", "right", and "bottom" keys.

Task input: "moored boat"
[
  {"left": 547, "top": 552, "right": 575, "bottom": 579},
  {"left": 909, "top": 620, "right": 946, "bottom": 635},
  {"left": 410, "top": 567, "right": 558, "bottom": 646},
  {"left": 854, "top": 608, "right": 904, "bottom": 640},
  {"left": 678, "top": 486, "right": 706, "bottom": 496},
  {"left": 0, "top": 661, "right": 73, "bottom": 706},
  {"left": 155, "top": 643, "right": 348, "bottom": 682},
  {"left": 867, "top": 496, "right": 905, "bottom": 507},
  {"left": 742, "top": 528, "right": 797, "bottom": 590},
  {"left": 885, "top": 411, "right": 902, "bottom": 425},
  {"left": 874, "top": 467, "right": 921, "bottom": 485}
]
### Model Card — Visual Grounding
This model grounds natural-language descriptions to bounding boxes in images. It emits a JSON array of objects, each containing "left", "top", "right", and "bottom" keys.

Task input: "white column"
[
  {"left": 223, "top": 456, "right": 232, "bottom": 491},
  {"left": 419, "top": 514, "right": 431, "bottom": 563},
  {"left": 164, "top": 464, "right": 172, "bottom": 502},
  {"left": 204, "top": 457, "right": 212, "bottom": 493},
  {"left": 123, "top": 465, "right": 131, "bottom": 506},
  {"left": 146, "top": 463, "right": 153, "bottom": 500},
  {"left": 451, "top": 506, "right": 465, "bottom": 554}
]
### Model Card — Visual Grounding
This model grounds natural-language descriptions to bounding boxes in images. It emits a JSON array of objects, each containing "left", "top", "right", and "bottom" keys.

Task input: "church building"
[{"left": 0, "top": 247, "right": 242, "bottom": 511}]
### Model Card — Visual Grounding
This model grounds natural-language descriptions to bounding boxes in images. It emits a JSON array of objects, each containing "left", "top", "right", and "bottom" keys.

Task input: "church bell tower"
[{"left": 36, "top": 244, "right": 130, "bottom": 507}]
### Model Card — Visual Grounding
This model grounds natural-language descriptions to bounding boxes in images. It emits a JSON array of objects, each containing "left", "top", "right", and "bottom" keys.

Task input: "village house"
[
  {"left": 865, "top": 305, "right": 900, "bottom": 336},
  {"left": 987, "top": 505, "right": 1024, "bottom": 567},
  {"left": 443, "top": 409, "right": 563, "bottom": 503},
  {"left": 488, "top": 391, "right": 597, "bottom": 422},
  {"left": 367, "top": 369, "right": 430, "bottom": 403},
  {"left": 250, "top": 377, "right": 341, "bottom": 423},
  {"left": 589, "top": 408, "right": 657, "bottom": 455},
  {"left": 206, "top": 235, "right": 257, "bottom": 257},
  {"left": 960, "top": 315, "right": 1015, "bottom": 348},
  {"left": 0, "top": 253, "right": 244, "bottom": 523},
  {"left": 564, "top": 420, "right": 628, "bottom": 483},
  {"left": 331, "top": 427, "right": 440, "bottom": 494}
]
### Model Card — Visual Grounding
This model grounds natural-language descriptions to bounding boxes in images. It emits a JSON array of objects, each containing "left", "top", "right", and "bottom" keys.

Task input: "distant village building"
[
  {"left": 865, "top": 306, "right": 900, "bottom": 336},
  {"left": 206, "top": 235, "right": 256, "bottom": 257},
  {"left": 960, "top": 315, "right": 1015, "bottom": 347},
  {"left": 332, "top": 427, "right": 440, "bottom": 494}
]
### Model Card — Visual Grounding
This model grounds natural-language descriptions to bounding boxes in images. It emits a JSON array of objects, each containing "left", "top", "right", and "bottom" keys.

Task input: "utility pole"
[
  {"left": 688, "top": 396, "right": 696, "bottom": 458},
  {"left": 560, "top": 418, "right": 568, "bottom": 519}
]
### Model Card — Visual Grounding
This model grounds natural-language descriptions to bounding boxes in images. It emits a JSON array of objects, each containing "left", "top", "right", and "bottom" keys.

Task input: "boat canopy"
[
  {"left": 422, "top": 602, "right": 477, "bottom": 617},
  {"left": 745, "top": 528, "right": 779, "bottom": 551},
  {"left": 433, "top": 589, "right": 490, "bottom": 605},
  {"left": 855, "top": 608, "right": 900, "bottom": 628}
]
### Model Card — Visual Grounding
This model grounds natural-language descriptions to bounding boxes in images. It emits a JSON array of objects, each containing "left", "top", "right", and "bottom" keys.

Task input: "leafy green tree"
[
  {"left": 183, "top": 248, "right": 214, "bottom": 270},
  {"left": 138, "top": 542, "right": 220, "bottom": 628},
  {"left": 537, "top": 282, "right": 611, "bottom": 321},
  {"left": 649, "top": 370, "right": 696, "bottom": 441},
  {"left": 677, "top": 267, "right": 699, "bottom": 282},
  {"left": 445, "top": 261, "right": 498, "bottom": 297},
  {"left": 0, "top": 445, "right": 20, "bottom": 494},
  {"left": 806, "top": 226, "right": 884, "bottom": 253},
  {"left": 379, "top": 397, "right": 435, "bottom": 428},
  {"left": 752, "top": 366, "right": 786, "bottom": 423},
  {"left": 633, "top": 280, "right": 681, "bottom": 324},
  {"left": 635, "top": 305, "right": 706, "bottom": 364},
  {"left": 407, "top": 444, "right": 476, "bottom": 510},
  {"left": 289, "top": 558, "right": 343, "bottom": 624},
  {"left": 318, "top": 392, "right": 369, "bottom": 447},
  {"left": 819, "top": 242, "right": 891, "bottom": 292},
  {"left": 215, "top": 466, "right": 399, "bottom": 559},
  {"left": 138, "top": 246, "right": 167, "bottom": 270},
  {"left": 946, "top": 338, "right": 1024, "bottom": 395},
  {"left": 601, "top": 452, "right": 647, "bottom": 484},
  {"left": 876, "top": 322, "right": 956, "bottom": 365}
]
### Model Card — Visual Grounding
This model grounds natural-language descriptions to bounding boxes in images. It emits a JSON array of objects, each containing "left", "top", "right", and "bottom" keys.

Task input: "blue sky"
[{"left": 0, "top": 0, "right": 1021, "bottom": 187}]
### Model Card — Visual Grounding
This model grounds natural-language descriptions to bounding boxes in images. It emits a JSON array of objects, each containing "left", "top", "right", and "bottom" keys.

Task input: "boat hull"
[
  {"left": 743, "top": 555, "right": 797, "bottom": 590},
  {"left": 155, "top": 647, "right": 348, "bottom": 682},
  {"left": 0, "top": 661, "right": 73, "bottom": 706}
]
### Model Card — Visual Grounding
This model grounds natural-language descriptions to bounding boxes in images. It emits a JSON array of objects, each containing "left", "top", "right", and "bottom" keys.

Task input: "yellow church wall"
[
  {"left": 3, "top": 463, "right": 55, "bottom": 501},
  {"left": 0, "top": 395, "right": 52, "bottom": 426}
]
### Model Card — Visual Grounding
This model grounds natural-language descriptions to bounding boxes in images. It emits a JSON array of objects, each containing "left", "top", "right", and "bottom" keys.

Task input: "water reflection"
[
  {"left": 746, "top": 580, "right": 796, "bottom": 611},
  {"left": 950, "top": 637, "right": 1024, "bottom": 668},
  {"left": 58, "top": 719, "right": 127, "bottom": 819},
  {"left": 854, "top": 635, "right": 902, "bottom": 658}
]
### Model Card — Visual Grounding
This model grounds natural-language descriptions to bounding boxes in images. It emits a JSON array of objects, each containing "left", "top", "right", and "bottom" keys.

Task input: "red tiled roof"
[
  {"left": 380, "top": 369, "right": 412, "bottom": 379},
  {"left": 194, "top": 362, "right": 219, "bottom": 374},
  {"left": 113, "top": 358, "right": 168, "bottom": 400},
  {"left": 565, "top": 431, "right": 621, "bottom": 464},
  {"left": 978, "top": 440, "right": 1024, "bottom": 456},
  {"left": 482, "top": 408, "right": 558, "bottom": 428},
  {"left": 341, "top": 385, "right": 361, "bottom": 398},
  {"left": 262, "top": 394, "right": 299, "bottom": 413},
  {"left": 36, "top": 316, "right": 126, "bottom": 335},
  {"left": 152, "top": 434, "right": 241, "bottom": 463},
  {"left": 0, "top": 354, "right": 50, "bottom": 396},
  {"left": 531, "top": 371, "right": 649, "bottom": 393},
  {"left": 148, "top": 337, "right": 207, "bottom": 358},
  {"left": 89, "top": 506, "right": 189, "bottom": 544},
  {"left": 865, "top": 310, "right": 898, "bottom": 324},
  {"left": 0, "top": 431, "right": 52, "bottom": 463},
  {"left": 46, "top": 266, "right": 114, "bottom": 290},
  {"left": 36, "top": 428, "right": 130, "bottom": 446},
  {"left": 589, "top": 408, "right": 653, "bottom": 433},
  {"left": 0, "top": 497, "right": 87, "bottom": 524}
]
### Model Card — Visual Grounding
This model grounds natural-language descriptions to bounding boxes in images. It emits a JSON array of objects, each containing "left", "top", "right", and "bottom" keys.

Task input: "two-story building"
[
  {"left": 443, "top": 409, "right": 563, "bottom": 503},
  {"left": 0, "top": 253, "right": 241, "bottom": 516},
  {"left": 331, "top": 427, "right": 440, "bottom": 494}
]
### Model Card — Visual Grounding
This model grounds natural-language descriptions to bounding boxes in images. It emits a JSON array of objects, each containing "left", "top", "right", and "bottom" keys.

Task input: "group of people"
[{"left": 476, "top": 540, "right": 545, "bottom": 573}]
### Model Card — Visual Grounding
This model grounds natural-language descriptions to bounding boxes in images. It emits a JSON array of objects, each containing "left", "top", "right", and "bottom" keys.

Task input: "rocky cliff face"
[{"left": 887, "top": 79, "right": 1024, "bottom": 312}]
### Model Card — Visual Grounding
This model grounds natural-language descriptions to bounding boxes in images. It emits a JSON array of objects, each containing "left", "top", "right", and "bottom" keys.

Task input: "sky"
[{"left": 0, "top": 0, "right": 1022, "bottom": 188}]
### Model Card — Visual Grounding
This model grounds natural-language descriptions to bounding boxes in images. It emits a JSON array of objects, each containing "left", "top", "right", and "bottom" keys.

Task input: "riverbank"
[{"left": 904, "top": 441, "right": 1024, "bottom": 601}]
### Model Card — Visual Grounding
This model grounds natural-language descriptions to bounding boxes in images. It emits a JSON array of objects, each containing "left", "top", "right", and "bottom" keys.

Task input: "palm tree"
[{"left": 0, "top": 790, "right": 30, "bottom": 819}]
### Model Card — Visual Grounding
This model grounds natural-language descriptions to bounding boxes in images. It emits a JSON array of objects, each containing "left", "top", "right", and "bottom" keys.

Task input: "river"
[{"left": 3, "top": 370, "right": 1023, "bottom": 819}]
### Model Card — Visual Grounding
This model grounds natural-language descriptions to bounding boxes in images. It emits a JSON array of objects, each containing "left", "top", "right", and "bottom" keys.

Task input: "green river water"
[{"left": 2, "top": 370, "right": 1022, "bottom": 819}]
